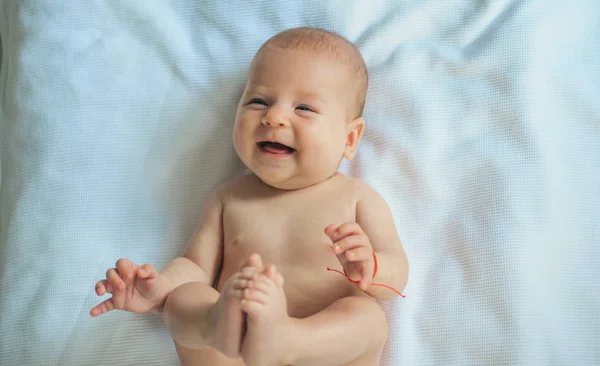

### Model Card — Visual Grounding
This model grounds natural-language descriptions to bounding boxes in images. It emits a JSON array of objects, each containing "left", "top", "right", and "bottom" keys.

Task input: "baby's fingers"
[
  {"left": 106, "top": 268, "right": 125, "bottom": 291},
  {"left": 326, "top": 222, "right": 362, "bottom": 242},
  {"left": 331, "top": 234, "right": 363, "bottom": 255},
  {"left": 116, "top": 258, "right": 137, "bottom": 280},
  {"left": 359, "top": 261, "right": 375, "bottom": 291},
  {"left": 358, "top": 275, "right": 371, "bottom": 291},
  {"left": 90, "top": 298, "right": 116, "bottom": 317},
  {"left": 344, "top": 246, "right": 372, "bottom": 262},
  {"left": 95, "top": 279, "right": 114, "bottom": 296},
  {"left": 136, "top": 264, "right": 158, "bottom": 280}
]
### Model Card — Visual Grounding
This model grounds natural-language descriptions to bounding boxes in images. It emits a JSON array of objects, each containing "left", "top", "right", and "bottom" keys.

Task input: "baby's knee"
[
  {"left": 336, "top": 296, "right": 388, "bottom": 344},
  {"left": 163, "top": 282, "right": 220, "bottom": 316}
]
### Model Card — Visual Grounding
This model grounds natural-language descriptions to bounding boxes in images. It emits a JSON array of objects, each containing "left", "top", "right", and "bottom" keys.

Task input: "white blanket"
[{"left": 1, "top": 1, "right": 599, "bottom": 365}]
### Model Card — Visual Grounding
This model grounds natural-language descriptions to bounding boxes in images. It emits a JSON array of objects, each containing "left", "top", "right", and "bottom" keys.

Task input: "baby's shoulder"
[
  {"left": 334, "top": 174, "right": 385, "bottom": 203},
  {"left": 334, "top": 173, "right": 371, "bottom": 194},
  {"left": 213, "top": 174, "right": 262, "bottom": 201}
]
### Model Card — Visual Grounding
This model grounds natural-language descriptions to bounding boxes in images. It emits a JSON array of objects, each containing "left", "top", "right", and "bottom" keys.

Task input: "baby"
[{"left": 91, "top": 27, "right": 408, "bottom": 366}]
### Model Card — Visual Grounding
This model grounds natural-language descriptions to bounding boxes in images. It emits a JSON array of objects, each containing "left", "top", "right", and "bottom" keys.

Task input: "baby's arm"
[
  {"left": 91, "top": 186, "right": 222, "bottom": 317},
  {"left": 154, "top": 187, "right": 223, "bottom": 310},
  {"left": 161, "top": 184, "right": 232, "bottom": 351},
  {"left": 356, "top": 184, "right": 409, "bottom": 300},
  {"left": 162, "top": 185, "right": 225, "bottom": 293}
]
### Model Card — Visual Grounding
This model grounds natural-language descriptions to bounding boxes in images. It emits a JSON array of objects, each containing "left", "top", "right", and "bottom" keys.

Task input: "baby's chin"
[
  {"left": 252, "top": 170, "right": 334, "bottom": 191},
  {"left": 255, "top": 174, "right": 307, "bottom": 191}
]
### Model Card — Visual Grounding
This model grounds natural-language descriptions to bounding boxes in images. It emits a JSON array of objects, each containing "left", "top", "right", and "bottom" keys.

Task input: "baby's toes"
[
  {"left": 241, "top": 287, "right": 269, "bottom": 311},
  {"left": 240, "top": 295, "right": 264, "bottom": 314},
  {"left": 239, "top": 266, "right": 260, "bottom": 281},
  {"left": 245, "top": 253, "right": 264, "bottom": 270},
  {"left": 262, "top": 265, "right": 284, "bottom": 287},
  {"left": 232, "top": 277, "right": 251, "bottom": 290},
  {"left": 243, "top": 278, "right": 273, "bottom": 301},
  {"left": 273, "top": 272, "right": 284, "bottom": 287}
]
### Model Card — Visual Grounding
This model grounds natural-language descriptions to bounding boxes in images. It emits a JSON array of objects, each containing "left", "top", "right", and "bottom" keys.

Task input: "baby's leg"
[
  {"left": 173, "top": 343, "right": 245, "bottom": 366},
  {"left": 163, "top": 254, "right": 264, "bottom": 359},
  {"left": 289, "top": 296, "right": 388, "bottom": 366},
  {"left": 241, "top": 266, "right": 387, "bottom": 366}
]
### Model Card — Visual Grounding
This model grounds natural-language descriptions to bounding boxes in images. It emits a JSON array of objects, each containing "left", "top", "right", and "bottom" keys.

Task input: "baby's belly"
[
  {"left": 218, "top": 258, "right": 364, "bottom": 318},
  {"left": 278, "top": 264, "right": 364, "bottom": 317}
]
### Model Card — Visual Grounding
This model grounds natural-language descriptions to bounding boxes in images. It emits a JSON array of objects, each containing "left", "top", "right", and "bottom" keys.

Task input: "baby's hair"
[{"left": 255, "top": 27, "right": 368, "bottom": 118}]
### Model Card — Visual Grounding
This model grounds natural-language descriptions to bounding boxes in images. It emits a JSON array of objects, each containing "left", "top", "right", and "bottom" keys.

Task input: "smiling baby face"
[{"left": 232, "top": 28, "right": 367, "bottom": 190}]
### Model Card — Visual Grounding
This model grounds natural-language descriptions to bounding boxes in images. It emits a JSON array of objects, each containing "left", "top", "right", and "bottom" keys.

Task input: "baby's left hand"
[{"left": 325, "top": 222, "right": 375, "bottom": 291}]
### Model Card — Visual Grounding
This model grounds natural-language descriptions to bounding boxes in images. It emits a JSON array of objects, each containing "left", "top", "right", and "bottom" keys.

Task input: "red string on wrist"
[
  {"left": 372, "top": 250, "right": 379, "bottom": 278},
  {"left": 327, "top": 252, "right": 406, "bottom": 298}
]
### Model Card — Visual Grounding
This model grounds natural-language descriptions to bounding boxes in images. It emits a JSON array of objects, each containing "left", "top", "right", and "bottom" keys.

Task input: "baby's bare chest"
[
  {"left": 222, "top": 193, "right": 353, "bottom": 268},
  {"left": 219, "top": 190, "right": 360, "bottom": 316}
]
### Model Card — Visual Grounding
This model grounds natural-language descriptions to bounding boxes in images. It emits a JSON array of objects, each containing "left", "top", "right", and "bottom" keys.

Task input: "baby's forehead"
[
  {"left": 256, "top": 35, "right": 360, "bottom": 71},
  {"left": 248, "top": 27, "right": 368, "bottom": 116},
  {"left": 253, "top": 46, "right": 350, "bottom": 71},
  {"left": 248, "top": 49, "right": 356, "bottom": 95},
  {"left": 264, "top": 28, "right": 353, "bottom": 56}
]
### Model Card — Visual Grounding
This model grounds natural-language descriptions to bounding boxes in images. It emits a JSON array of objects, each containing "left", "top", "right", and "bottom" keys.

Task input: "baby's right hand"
[{"left": 90, "top": 259, "right": 163, "bottom": 317}]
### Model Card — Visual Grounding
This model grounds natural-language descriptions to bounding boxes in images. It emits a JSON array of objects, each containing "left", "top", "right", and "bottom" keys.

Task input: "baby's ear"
[{"left": 343, "top": 117, "right": 365, "bottom": 160}]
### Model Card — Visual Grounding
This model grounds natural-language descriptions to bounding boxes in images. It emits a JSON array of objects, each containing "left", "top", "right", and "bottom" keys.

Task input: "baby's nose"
[
  {"left": 262, "top": 104, "right": 292, "bottom": 127},
  {"left": 261, "top": 113, "right": 290, "bottom": 127}
]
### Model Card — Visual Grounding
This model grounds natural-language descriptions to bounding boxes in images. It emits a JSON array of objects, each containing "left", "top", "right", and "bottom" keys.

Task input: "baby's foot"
[
  {"left": 240, "top": 265, "right": 290, "bottom": 366},
  {"left": 210, "top": 253, "right": 264, "bottom": 358}
]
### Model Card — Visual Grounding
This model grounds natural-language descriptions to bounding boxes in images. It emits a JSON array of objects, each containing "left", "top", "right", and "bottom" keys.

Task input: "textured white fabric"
[{"left": 1, "top": 1, "right": 599, "bottom": 365}]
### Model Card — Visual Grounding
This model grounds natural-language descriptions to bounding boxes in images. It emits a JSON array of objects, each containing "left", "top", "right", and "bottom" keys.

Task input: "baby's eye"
[
  {"left": 248, "top": 98, "right": 268, "bottom": 106},
  {"left": 296, "top": 105, "right": 314, "bottom": 112}
]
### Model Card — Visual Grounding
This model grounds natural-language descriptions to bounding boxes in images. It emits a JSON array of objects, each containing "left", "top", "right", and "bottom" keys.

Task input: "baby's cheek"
[{"left": 232, "top": 123, "right": 247, "bottom": 148}]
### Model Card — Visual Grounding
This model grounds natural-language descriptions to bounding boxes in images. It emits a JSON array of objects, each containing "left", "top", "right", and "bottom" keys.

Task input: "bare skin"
[
  {"left": 166, "top": 174, "right": 398, "bottom": 366},
  {"left": 92, "top": 29, "right": 408, "bottom": 366},
  {"left": 168, "top": 256, "right": 284, "bottom": 366},
  {"left": 92, "top": 174, "right": 404, "bottom": 366},
  {"left": 212, "top": 254, "right": 267, "bottom": 357},
  {"left": 239, "top": 264, "right": 288, "bottom": 366}
]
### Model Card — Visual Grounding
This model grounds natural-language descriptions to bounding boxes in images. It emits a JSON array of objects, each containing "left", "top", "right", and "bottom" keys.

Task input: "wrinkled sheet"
[{"left": 1, "top": 1, "right": 599, "bottom": 365}]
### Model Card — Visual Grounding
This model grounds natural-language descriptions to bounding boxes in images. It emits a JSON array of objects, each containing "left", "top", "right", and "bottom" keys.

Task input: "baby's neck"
[{"left": 252, "top": 172, "right": 343, "bottom": 193}]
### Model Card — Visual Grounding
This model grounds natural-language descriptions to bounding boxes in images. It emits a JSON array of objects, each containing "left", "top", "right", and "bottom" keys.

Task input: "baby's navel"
[{"left": 230, "top": 235, "right": 244, "bottom": 246}]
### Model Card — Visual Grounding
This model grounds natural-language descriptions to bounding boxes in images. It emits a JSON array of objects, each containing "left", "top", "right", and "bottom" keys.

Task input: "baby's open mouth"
[{"left": 257, "top": 141, "right": 296, "bottom": 155}]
